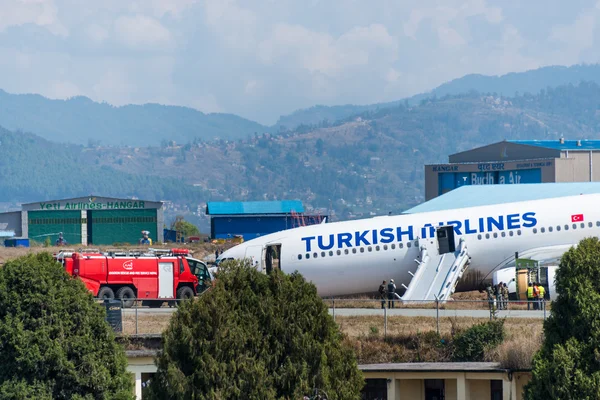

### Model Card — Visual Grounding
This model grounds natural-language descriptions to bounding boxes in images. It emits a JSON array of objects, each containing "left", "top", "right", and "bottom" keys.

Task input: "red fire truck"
[{"left": 56, "top": 248, "right": 212, "bottom": 307}]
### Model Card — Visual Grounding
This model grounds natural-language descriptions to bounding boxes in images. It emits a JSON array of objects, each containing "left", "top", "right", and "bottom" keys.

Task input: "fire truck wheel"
[
  {"left": 116, "top": 287, "right": 136, "bottom": 308},
  {"left": 176, "top": 286, "right": 195, "bottom": 305},
  {"left": 97, "top": 286, "right": 115, "bottom": 301}
]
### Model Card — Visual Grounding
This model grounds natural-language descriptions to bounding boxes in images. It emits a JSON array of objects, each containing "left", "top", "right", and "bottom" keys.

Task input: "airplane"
[{"left": 216, "top": 183, "right": 600, "bottom": 301}]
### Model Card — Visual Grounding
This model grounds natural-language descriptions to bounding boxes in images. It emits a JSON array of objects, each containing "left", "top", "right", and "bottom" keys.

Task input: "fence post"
[
  {"left": 332, "top": 298, "right": 335, "bottom": 322},
  {"left": 384, "top": 306, "right": 387, "bottom": 339},
  {"left": 543, "top": 300, "right": 546, "bottom": 320},
  {"left": 135, "top": 301, "right": 138, "bottom": 335},
  {"left": 435, "top": 297, "right": 440, "bottom": 336}
]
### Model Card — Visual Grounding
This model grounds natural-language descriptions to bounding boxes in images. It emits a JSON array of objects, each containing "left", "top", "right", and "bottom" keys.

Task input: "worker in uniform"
[
  {"left": 55, "top": 232, "right": 67, "bottom": 246},
  {"left": 387, "top": 279, "right": 397, "bottom": 309},
  {"left": 486, "top": 284, "right": 494, "bottom": 311},
  {"left": 537, "top": 283, "right": 546, "bottom": 311},
  {"left": 502, "top": 283, "right": 509, "bottom": 310},
  {"left": 139, "top": 231, "right": 152, "bottom": 245},
  {"left": 527, "top": 282, "right": 534, "bottom": 310},
  {"left": 533, "top": 282, "right": 540, "bottom": 310},
  {"left": 378, "top": 280, "right": 387, "bottom": 309},
  {"left": 496, "top": 282, "right": 504, "bottom": 310}
]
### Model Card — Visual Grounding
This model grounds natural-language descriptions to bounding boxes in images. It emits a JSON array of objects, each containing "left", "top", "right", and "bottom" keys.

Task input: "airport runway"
[{"left": 123, "top": 307, "right": 547, "bottom": 319}]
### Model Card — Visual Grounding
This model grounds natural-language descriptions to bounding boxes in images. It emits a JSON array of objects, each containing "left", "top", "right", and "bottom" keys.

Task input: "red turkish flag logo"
[{"left": 571, "top": 214, "right": 584, "bottom": 222}]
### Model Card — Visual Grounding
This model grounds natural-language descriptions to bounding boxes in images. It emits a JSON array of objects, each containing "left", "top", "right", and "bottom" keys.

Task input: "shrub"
[
  {"left": 452, "top": 320, "right": 505, "bottom": 361},
  {"left": 485, "top": 332, "right": 542, "bottom": 369}
]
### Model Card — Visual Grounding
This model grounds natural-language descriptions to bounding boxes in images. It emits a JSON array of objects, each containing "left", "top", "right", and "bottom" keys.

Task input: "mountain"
[
  {"left": 5, "top": 81, "right": 600, "bottom": 230},
  {"left": 0, "top": 127, "right": 206, "bottom": 203},
  {"left": 275, "top": 64, "right": 600, "bottom": 130},
  {"left": 0, "top": 90, "right": 268, "bottom": 146}
]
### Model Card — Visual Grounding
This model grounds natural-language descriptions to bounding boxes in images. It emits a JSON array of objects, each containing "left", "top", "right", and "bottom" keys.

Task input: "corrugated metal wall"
[
  {"left": 89, "top": 209, "right": 157, "bottom": 245},
  {"left": 28, "top": 210, "right": 82, "bottom": 244},
  {"left": 211, "top": 216, "right": 290, "bottom": 240}
]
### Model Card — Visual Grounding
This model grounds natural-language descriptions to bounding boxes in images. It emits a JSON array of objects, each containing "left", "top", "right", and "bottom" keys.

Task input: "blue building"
[{"left": 206, "top": 200, "right": 325, "bottom": 241}]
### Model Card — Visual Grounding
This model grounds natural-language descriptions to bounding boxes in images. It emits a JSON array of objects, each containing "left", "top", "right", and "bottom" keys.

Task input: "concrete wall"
[
  {"left": 468, "top": 379, "right": 490, "bottom": 399},
  {"left": 0, "top": 211, "right": 23, "bottom": 237}
]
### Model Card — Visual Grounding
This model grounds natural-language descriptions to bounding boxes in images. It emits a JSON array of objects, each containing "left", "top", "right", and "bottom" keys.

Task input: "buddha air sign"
[{"left": 36, "top": 198, "right": 148, "bottom": 211}]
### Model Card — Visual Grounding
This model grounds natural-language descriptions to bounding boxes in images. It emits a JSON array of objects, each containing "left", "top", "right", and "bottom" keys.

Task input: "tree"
[
  {"left": 0, "top": 253, "right": 133, "bottom": 399},
  {"left": 525, "top": 238, "right": 600, "bottom": 399},
  {"left": 172, "top": 216, "right": 200, "bottom": 237},
  {"left": 147, "top": 261, "right": 364, "bottom": 399}
]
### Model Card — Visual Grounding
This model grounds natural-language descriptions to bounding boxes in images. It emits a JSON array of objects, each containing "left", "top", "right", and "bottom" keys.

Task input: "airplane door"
[
  {"left": 158, "top": 262, "right": 174, "bottom": 298},
  {"left": 436, "top": 226, "right": 456, "bottom": 254},
  {"left": 245, "top": 245, "right": 264, "bottom": 271}
]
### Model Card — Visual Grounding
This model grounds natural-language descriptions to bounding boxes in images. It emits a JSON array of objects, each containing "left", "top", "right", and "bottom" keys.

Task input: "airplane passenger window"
[
  {"left": 368, "top": 246, "right": 372, "bottom": 252},
  {"left": 391, "top": 244, "right": 396, "bottom": 249},
  {"left": 573, "top": 224, "right": 577, "bottom": 229},
  {"left": 581, "top": 223, "right": 585, "bottom": 228},
  {"left": 313, "top": 252, "right": 318, "bottom": 258},
  {"left": 597, "top": 221, "right": 600, "bottom": 227},
  {"left": 501, "top": 232, "right": 506, "bottom": 237},
  {"left": 305, "top": 254, "right": 310, "bottom": 259},
  {"left": 533, "top": 228, "right": 537, "bottom": 234},
  {"left": 352, "top": 248, "right": 357, "bottom": 254},
  {"left": 337, "top": 250, "right": 342, "bottom": 255},
  {"left": 344, "top": 249, "right": 349, "bottom": 255},
  {"left": 589, "top": 222, "right": 593, "bottom": 228},
  {"left": 383, "top": 245, "right": 388, "bottom": 250},
  {"left": 541, "top": 227, "right": 545, "bottom": 233},
  {"left": 557, "top": 226, "right": 561, "bottom": 231},
  {"left": 517, "top": 230, "right": 522, "bottom": 235},
  {"left": 509, "top": 231, "right": 514, "bottom": 236},
  {"left": 407, "top": 242, "right": 412, "bottom": 248},
  {"left": 493, "top": 233, "right": 498, "bottom": 238},
  {"left": 321, "top": 252, "right": 326, "bottom": 257},
  {"left": 564, "top": 225, "right": 569, "bottom": 230},
  {"left": 297, "top": 255, "right": 302, "bottom": 260},
  {"left": 376, "top": 246, "right": 380, "bottom": 251},
  {"left": 360, "top": 248, "right": 365, "bottom": 253},
  {"left": 399, "top": 243, "right": 404, "bottom": 249},
  {"left": 477, "top": 234, "right": 482, "bottom": 240},
  {"left": 549, "top": 226, "right": 553, "bottom": 232},
  {"left": 485, "top": 233, "right": 490, "bottom": 239},
  {"left": 329, "top": 251, "right": 334, "bottom": 256}
]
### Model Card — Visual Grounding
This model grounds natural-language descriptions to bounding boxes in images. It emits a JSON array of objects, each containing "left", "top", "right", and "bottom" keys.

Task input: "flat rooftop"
[
  {"left": 509, "top": 139, "right": 600, "bottom": 151},
  {"left": 404, "top": 182, "right": 600, "bottom": 214},
  {"left": 359, "top": 362, "right": 511, "bottom": 372}
]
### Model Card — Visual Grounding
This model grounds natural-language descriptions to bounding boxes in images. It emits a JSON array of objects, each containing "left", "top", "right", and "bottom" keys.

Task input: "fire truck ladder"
[{"left": 401, "top": 236, "right": 471, "bottom": 304}]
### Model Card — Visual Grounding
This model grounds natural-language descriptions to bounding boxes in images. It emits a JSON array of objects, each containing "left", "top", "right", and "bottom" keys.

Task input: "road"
[{"left": 123, "top": 307, "right": 547, "bottom": 319}]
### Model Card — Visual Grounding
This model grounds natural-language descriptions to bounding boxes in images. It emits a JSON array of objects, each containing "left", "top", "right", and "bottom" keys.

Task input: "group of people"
[
  {"left": 378, "top": 279, "right": 401, "bottom": 308},
  {"left": 486, "top": 282, "right": 509, "bottom": 310},
  {"left": 527, "top": 282, "right": 546, "bottom": 310}
]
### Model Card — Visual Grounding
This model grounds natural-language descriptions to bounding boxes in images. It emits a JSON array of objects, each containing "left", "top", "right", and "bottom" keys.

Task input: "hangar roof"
[
  {"left": 206, "top": 200, "right": 304, "bottom": 215},
  {"left": 404, "top": 182, "right": 600, "bottom": 214},
  {"left": 508, "top": 140, "right": 600, "bottom": 151}
]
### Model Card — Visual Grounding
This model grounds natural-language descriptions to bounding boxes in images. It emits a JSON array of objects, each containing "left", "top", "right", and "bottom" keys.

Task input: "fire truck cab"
[{"left": 61, "top": 248, "right": 211, "bottom": 307}]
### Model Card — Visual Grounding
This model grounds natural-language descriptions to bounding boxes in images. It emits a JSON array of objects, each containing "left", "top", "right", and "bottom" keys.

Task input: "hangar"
[
  {"left": 425, "top": 139, "right": 600, "bottom": 200},
  {"left": 0, "top": 196, "right": 164, "bottom": 245},
  {"left": 206, "top": 200, "right": 325, "bottom": 241}
]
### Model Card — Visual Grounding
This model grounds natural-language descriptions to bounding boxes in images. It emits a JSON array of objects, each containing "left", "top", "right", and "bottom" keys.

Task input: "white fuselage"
[{"left": 218, "top": 194, "right": 600, "bottom": 296}]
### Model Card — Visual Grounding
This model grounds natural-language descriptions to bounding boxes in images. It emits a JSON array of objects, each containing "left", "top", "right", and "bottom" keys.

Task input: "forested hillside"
[
  {"left": 4, "top": 82, "right": 600, "bottom": 223},
  {"left": 0, "top": 91, "right": 267, "bottom": 146},
  {"left": 276, "top": 64, "right": 600, "bottom": 130}
]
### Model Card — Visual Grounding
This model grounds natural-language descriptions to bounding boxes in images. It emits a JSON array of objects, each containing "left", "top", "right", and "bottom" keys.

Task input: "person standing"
[
  {"left": 496, "top": 282, "right": 504, "bottom": 310},
  {"left": 527, "top": 282, "right": 534, "bottom": 310},
  {"left": 533, "top": 282, "right": 540, "bottom": 310},
  {"left": 538, "top": 283, "right": 546, "bottom": 311},
  {"left": 486, "top": 284, "right": 494, "bottom": 311},
  {"left": 387, "top": 279, "right": 397, "bottom": 309},
  {"left": 378, "top": 280, "right": 387, "bottom": 309},
  {"left": 502, "top": 283, "right": 509, "bottom": 310}
]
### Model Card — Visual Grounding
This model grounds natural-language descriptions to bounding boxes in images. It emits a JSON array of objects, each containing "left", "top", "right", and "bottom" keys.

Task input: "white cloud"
[
  {"left": 113, "top": 15, "right": 173, "bottom": 49},
  {"left": 86, "top": 24, "right": 109, "bottom": 44},
  {"left": 0, "top": 0, "right": 68, "bottom": 36},
  {"left": 48, "top": 80, "right": 81, "bottom": 98},
  {"left": 203, "top": 0, "right": 257, "bottom": 50}
]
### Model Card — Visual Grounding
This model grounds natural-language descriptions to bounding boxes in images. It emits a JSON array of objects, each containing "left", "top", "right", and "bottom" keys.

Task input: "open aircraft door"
[
  {"left": 244, "top": 245, "right": 264, "bottom": 271},
  {"left": 262, "top": 244, "right": 282, "bottom": 275}
]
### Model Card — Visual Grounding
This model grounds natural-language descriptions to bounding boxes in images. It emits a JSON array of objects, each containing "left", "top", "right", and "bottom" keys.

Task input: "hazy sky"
[{"left": 1, "top": 0, "right": 598, "bottom": 124}]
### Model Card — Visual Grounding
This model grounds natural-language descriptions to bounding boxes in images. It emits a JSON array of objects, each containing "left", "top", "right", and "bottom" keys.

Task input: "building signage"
[{"left": 38, "top": 200, "right": 146, "bottom": 211}]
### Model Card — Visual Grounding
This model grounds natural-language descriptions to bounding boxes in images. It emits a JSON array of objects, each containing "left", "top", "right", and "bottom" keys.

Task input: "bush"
[
  {"left": 146, "top": 261, "right": 364, "bottom": 399},
  {"left": 452, "top": 320, "right": 505, "bottom": 361},
  {"left": 485, "top": 332, "right": 542, "bottom": 369},
  {"left": 0, "top": 253, "right": 133, "bottom": 399}
]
